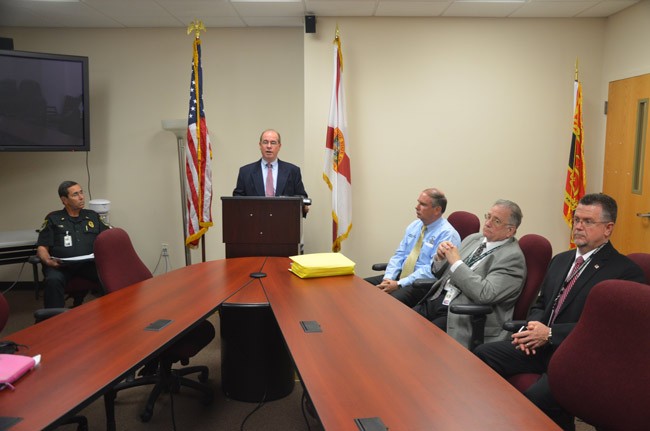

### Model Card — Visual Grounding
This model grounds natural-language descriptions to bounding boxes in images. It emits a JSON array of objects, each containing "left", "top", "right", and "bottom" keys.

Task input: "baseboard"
[{"left": 0, "top": 282, "right": 35, "bottom": 292}]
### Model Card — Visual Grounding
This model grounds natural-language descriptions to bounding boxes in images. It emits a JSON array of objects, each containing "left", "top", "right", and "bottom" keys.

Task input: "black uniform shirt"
[{"left": 37, "top": 209, "right": 109, "bottom": 258}]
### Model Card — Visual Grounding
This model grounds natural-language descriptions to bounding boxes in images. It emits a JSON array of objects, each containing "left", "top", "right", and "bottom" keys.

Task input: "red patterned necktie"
[
  {"left": 265, "top": 163, "right": 274, "bottom": 197},
  {"left": 550, "top": 256, "right": 585, "bottom": 324}
]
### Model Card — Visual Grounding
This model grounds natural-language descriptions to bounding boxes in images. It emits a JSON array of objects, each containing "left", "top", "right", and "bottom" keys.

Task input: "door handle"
[{"left": 637, "top": 212, "right": 650, "bottom": 217}]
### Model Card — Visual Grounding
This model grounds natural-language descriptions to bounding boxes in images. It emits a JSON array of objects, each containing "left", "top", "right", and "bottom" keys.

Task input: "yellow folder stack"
[{"left": 289, "top": 252, "right": 356, "bottom": 278}]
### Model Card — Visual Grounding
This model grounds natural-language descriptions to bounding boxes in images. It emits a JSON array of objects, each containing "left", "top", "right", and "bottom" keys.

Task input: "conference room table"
[{"left": 0, "top": 256, "right": 560, "bottom": 430}]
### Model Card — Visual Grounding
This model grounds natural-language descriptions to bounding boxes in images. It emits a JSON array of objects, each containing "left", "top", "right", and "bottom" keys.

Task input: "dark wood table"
[
  {"left": 260, "top": 257, "right": 560, "bottom": 431},
  {"left": 0, "top": 257, "right": 259, "bottom": 431},
  {"left": 0, "top": 256, "right": 559, "bottom": 430}
]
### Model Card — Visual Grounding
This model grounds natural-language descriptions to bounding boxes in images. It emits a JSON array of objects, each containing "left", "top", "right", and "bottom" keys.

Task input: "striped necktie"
[
  {"left": 550, "top": 256, "right": 585, "bottom": 324},
  {"left": 265, "top": 163, "right": 274, "bottom": 197}
]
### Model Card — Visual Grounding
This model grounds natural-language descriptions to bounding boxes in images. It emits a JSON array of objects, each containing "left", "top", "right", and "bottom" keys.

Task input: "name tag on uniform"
[
  {"left": 442, "top": 285, "right": 460, "bottom": 306},
  {"left": 64, "top": 232, "right": 72, "bottom": 247}
]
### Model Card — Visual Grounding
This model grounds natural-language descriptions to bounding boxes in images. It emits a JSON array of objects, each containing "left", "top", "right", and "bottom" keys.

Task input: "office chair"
[
  {"left": 370, "top": 210, "right": 481, "bottom": 275},
  {"left": 0, "top": 292, "right": 8, "bottom": 334},
  {"left": 93, "top": 228, "right": 215, "bottom": 428},
  {"left": 547, "top": 279, "right": 650, "bottom": 430},
  {"left": 506, "top": 250, "right": 649, "bottom": 394},
  {"left": 447, "top": 233, "right": 552, "bottom": 351},
  {"left": 446, "top": 210, "right": 481, "bottom": 242},
  {"left": 626, "top": 252, "right": 650, "bottom": 284},
  {"left": 29, "top": 255, "right": 98, "bottom": 307}
]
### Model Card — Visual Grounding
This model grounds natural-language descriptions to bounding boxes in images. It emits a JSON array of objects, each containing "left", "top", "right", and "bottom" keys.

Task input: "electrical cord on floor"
[
  {"left": 169, "top": 378, "right": 178, "bottom": 431},
  {"left": 239, "top": 388, "right": 268, "bottom": 431},
  {"left": 2, "top": 260, "right": 28, "bottom": 295},
  {"left": 85, "top": 151, "right": 92, "bottom": 200},
  {"left": 301, "top": 391, "right": 313, "bottom": 431}
]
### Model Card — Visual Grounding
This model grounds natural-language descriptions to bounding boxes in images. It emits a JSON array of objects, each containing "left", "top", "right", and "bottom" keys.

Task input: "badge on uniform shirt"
[
  {"left": 88, "top": 221, "right": 94, "bottom": 228},
  {"left": 64, "top": 231, "right": 72, "bottom": 247}
]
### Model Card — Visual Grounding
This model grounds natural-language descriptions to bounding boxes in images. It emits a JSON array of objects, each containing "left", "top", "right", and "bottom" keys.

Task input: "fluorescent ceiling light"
[
  {"left": 456, "top": 0, "right": 525, "bottom": 3},
  {"left": 231, "top": 0, "right": 301, "bottom": 3},
  {"left": 19, "top": 0, "right": 80, "bottom": 2}
]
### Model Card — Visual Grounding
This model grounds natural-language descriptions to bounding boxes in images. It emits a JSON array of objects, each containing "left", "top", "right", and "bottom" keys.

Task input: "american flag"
[
  {"left": 185, "top": 36, "right": 213, "bottom": 247},
  {"left": 323, "top": 29, "right": 352, "bottom": 252}
]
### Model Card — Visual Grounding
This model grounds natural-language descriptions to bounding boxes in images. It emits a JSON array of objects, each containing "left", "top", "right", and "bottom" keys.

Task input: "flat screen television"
[{"left": 0, "top": 49, "right": 90, "bottom": 152}]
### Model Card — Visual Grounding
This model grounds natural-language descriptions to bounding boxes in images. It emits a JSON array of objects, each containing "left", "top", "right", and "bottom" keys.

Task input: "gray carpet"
[{"left": 1, "top": 288, "right": 324, "bottom": 431}]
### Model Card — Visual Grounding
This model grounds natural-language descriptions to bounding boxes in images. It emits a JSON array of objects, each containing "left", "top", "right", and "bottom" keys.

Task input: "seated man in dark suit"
[
  {"left": 474, "top": 193, "right": 645, "bottom": 431},
  {"left": 233, "top": 129, "right": 309, "bottom": 215},
  {"left": 36, "top": 180, "right": 110, "bottom": 308},
  {"left": 412, "top": 199, "right": 526, "bottom": 349}
]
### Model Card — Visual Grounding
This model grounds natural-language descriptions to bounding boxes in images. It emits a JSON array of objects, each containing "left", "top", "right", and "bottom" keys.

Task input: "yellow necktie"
[{"left": 400, "top": 225, "right": 426, "bottom": 278}]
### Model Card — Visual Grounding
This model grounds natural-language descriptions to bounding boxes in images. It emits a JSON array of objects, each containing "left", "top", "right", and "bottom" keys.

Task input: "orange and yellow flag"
[{"left": 562, "top": 78, "right": 586, "bottom": 248}]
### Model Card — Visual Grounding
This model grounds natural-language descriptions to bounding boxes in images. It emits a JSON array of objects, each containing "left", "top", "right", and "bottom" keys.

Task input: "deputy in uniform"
[{"left": 36, "top": 180, "right": 110, "bottom": 308}]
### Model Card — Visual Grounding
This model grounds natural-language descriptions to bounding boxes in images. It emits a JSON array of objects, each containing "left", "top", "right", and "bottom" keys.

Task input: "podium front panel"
[{"left": 221, "top": 196, "right": 303, "bottom": 258}]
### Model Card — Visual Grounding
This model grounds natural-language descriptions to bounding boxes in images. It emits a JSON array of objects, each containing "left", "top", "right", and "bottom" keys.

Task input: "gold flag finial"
[
  {"left": 574, "top": 57, "right": 579, "bottom": 81},
  {"left": 334, "top": 23, "right": 340, "bottom": 41},
  {"left": 187, "top": 20, "right": 206, "bottom": 39}
]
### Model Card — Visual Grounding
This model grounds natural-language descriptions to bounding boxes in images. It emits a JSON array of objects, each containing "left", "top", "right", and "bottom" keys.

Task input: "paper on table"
[
  {"left": 53, "top": 253, "right": 94, "bottom": 262},
  {"left": 289, "top": 252, "right": 355, "bottom": 278}
]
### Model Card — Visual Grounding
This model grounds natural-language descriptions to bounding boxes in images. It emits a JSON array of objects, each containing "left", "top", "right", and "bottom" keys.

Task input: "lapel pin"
[{"left": 594, "top": 264, "right": 600, "bottom": 269}]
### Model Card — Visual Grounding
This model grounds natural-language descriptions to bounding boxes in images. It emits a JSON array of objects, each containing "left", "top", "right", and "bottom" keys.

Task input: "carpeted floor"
[{"left": 2, "top": 286, "right": 595, "bottom": 431}]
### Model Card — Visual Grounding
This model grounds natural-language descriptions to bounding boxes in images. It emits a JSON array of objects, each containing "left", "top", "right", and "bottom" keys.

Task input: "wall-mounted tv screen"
[{"left": 0, "top": 49, "right": 90, "bottom": 152}]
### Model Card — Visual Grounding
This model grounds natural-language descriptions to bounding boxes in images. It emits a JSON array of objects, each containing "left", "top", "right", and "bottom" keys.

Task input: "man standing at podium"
[{"left": 233, "top": 129, "right": 309, "bottom": 215}]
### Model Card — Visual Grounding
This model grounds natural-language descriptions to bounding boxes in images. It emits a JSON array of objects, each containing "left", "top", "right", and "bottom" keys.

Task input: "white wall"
[
  {"left": 2, "top": 1, "right": 649, "bottom": 283},
  {"left": 0, "top": 28, "right": 304, "bottom": 280},
  {"left": 304, "top": 17, "right": 607, "bottom": 277}
]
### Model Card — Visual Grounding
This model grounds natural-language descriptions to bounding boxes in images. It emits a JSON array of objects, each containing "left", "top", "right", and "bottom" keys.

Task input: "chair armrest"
[
  {"left": 502, "top": 320, "right": 528, "bottom": 332},
  {"left": 412, "top": 278, "right": 435, "bottom": 289},
  {"left": 449, "top": 304, "right": 493, "bottom": 316},
  {"left": 371, "top": 263, "right": 388, "bottom": 271},
  {"left": 34, "top": 308, "right": 69, "bottom": 324},
  {"left": 28, "top": 255, "right": 42, "bottom": 265}
]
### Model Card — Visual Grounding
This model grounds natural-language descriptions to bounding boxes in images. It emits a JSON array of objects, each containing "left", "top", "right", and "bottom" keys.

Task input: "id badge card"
[
  {"left": 64, "top": 232, "right": 72, "bottom": 247},
  {"left": 442, "top": 285, "right": 460, "bottom": 306}
]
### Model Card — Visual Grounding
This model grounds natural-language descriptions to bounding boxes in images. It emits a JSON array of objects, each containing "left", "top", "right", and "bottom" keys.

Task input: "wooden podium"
[
  {"left": 220, "top": 196, "right": 304, "bottom": 401},
  {"left": 221, "top": 196, "right": 303, "bottom": 258}
]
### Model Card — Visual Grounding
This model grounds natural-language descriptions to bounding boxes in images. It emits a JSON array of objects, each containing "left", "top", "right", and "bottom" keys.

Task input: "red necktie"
[
  {"left": 265, "top": 163, "right": 274, "bottom": 197},
  {"left": 550, "top": 256, "right": 584, "bottom": 324}
]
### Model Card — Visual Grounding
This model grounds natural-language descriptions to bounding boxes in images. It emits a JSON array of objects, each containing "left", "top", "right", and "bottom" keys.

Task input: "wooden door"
[{"left": 603, "top": 73, "right": 650, "bottom": 254}]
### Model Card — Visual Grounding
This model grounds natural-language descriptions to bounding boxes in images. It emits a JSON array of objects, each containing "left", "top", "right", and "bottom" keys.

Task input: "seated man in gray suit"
[{"left": 413, "top": 199, "right": 526, "bottom": 350}]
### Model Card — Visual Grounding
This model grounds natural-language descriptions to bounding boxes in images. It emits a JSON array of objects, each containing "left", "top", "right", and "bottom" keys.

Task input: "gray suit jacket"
[{"left": 426, "top": 232, "right": 526, "bottom": 349}]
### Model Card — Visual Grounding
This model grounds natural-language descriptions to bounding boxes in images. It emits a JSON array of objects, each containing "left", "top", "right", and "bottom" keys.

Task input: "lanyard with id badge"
[
  {"left": 64, "top": 231, "right": 73, "bottom": 247},
  {"left": 441, "top": 244, "right": 503, "bottom": 306}
]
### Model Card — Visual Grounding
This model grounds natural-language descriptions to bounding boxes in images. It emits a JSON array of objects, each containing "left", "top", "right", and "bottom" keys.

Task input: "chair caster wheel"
[
  {"left": 202, "top": 392, "right": 214, "bottom": 406},
  {"left": 140, "top": 408, "right": 153, "bottom": 423}
]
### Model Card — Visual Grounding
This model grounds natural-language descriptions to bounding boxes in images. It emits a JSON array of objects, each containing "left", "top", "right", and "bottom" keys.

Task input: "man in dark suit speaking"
[
  {"left": 233, "top": 129, "right": 309, "bottom": 215},
  {"left": 475, "top": 193, "right": 644, "bottom": 430}
]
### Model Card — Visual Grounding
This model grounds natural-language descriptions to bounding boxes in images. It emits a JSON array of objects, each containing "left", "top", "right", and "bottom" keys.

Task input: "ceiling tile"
[{"left": 376, "top": 1, "right": 450, "bottom": 17}]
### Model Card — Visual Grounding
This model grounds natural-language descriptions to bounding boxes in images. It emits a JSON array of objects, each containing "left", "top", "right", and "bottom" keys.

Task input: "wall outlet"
[{"left": 161, "top": 243, "right": 169, "bottom": 256}]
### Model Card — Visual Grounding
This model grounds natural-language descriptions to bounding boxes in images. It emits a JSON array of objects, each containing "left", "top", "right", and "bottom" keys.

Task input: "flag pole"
[
  {"left": 575, "top": 57, "right": 579, "bottom": 81},
  {"left": 187, "top": 20, "right": 209, "bottom": 263}
]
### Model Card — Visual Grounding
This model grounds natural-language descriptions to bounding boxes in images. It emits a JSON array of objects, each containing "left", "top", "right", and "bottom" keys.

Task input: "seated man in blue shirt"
[{"left": 365, "top": 188, "right": 461, "bottom": 307}]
